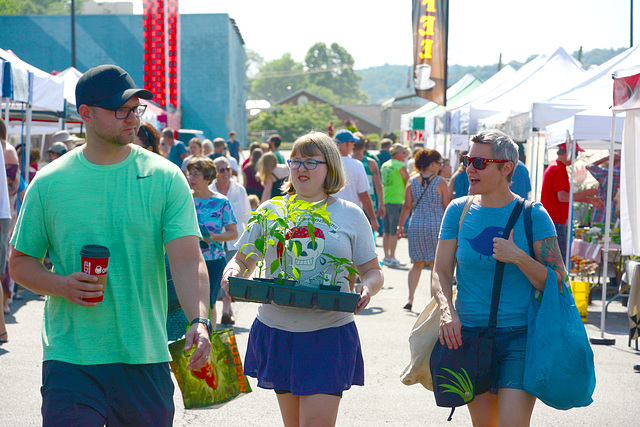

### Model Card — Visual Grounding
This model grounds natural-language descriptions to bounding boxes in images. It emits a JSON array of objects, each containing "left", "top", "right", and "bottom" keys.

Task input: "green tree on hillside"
[
  {"left": 249, "top": 102, "right": 339, "bottom": 142},
  {"left": 250, "top": 53, "right": 308, "bottom": 102},
  {"left": 305, "top": 42, "right": 368, "bottom": 104}
]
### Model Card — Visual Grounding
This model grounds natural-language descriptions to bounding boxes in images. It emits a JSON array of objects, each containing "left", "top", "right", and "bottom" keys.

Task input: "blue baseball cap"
[{"left": 334, "top": 129, "right": 360, "bottom": 143}]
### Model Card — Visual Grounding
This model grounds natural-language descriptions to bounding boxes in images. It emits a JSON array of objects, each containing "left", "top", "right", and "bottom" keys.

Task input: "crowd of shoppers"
[{"left": 0, "top": 62, "right": 605, "bottom": 426}]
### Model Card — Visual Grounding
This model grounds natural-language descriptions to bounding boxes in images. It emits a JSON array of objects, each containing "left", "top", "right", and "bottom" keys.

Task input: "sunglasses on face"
[
  {"left": 462, "top": 155, "right": 509, "bottom": 170},
  {"left": 217, "top": 167, "right": 231, "bottom": 173}
]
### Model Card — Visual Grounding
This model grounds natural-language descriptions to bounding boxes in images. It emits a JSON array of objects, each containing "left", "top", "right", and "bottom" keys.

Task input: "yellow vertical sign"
[{"left": 412, "top": 0, "right": 448, "bottom": 105}]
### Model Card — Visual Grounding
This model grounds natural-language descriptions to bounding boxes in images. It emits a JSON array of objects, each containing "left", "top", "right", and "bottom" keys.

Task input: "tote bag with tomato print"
[{"left": 169, "top": 328, "right": 252, "bottom": 409}]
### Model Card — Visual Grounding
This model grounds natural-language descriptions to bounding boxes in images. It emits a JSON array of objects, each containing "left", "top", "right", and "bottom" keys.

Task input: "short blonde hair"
[{"left": 283, "top": 131, "right": 345, "bottom": 195}]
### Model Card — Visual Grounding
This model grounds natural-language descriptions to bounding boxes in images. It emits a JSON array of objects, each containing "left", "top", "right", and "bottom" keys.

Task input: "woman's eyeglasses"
[
  {"left": 462, "top": 155, "right": 509, "bottom": 170},
  {"left": 216, "top": 167, "right": 231, "bottom": 173},
  {"left": 287, "top": 159, "right": 327, "bottom": 170}
]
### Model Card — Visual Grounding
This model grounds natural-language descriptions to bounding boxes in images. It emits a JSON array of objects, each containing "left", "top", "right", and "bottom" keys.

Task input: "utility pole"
[
  {"left": 71, "top": 0, "right": 76, "bottom": 68},
  {"left": 497, "top": 53, "right": 502, "bottom": 72},
  {"left": 578, "top": 46, "right": 583, "bottom": 63}
]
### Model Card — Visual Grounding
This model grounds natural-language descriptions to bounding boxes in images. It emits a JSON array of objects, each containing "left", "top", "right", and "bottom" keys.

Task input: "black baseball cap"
[{"left": 75, "top": 64, "right": 153, "bottom": 113}]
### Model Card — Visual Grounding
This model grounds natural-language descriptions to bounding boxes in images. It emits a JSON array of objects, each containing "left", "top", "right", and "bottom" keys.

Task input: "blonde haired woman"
[
  {"left": 256, "top": 151, "right": 289, "bottom": 203},
  {"left": 222, "top": 132, "right": 383, "bottom": 427}
]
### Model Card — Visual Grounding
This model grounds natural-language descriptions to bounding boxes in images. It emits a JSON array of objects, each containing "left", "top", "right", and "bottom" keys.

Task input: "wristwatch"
[{"left": 190, "top": 317, "right": 212, "bottom": 335}]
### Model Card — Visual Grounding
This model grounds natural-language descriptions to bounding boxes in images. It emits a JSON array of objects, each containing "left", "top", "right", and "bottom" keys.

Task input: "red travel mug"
[{"left": 80, "top": 245, "right": 110, "bottom": 303}]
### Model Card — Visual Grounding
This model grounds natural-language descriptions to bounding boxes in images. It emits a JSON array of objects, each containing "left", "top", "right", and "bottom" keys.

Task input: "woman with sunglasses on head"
[
  {"left": 221, "top": 132, "right": 383, "bottom": 427},
  {"left": 397, "top": 149, "right": 450, "bottom": 311},
  {"left": 431, "top": 130, "right": 566, "bottom": 426},
  {"left": 134, "top": 121, "right": 161, "bottom": 154}
]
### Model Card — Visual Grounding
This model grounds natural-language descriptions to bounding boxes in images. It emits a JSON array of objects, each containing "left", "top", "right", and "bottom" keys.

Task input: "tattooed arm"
[{"left": 493, "top": 233, "right": 567, "bottom": 291}]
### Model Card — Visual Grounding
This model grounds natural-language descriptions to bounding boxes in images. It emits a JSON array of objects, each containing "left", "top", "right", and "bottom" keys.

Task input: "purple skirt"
[{"left": 244, "top": 319, "right": 365, "bottom": 396}]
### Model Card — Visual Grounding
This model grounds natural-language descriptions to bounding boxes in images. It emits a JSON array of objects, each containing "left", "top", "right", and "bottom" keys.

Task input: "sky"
[{"left": 114, "top": 0, "right": 640, "bottom": 69}]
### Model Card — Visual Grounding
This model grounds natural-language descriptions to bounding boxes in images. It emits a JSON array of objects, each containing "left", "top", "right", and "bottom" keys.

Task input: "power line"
[{"left": 251, "top": 64, "right": 354, "bottom": 80}]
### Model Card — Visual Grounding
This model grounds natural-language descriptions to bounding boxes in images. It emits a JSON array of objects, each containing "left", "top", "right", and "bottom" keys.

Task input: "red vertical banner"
[
  {"left": 613, "top": 68, "right": 640, "bottom": 112},
  {"left": 167, "top": 0, "right": 180, "bottom": 110},
  {"left": 412, "top": 0, "right": 448, "bottom": 105},
  {"left": 143, "top": 0, "right": 180, "bottom": 110}
]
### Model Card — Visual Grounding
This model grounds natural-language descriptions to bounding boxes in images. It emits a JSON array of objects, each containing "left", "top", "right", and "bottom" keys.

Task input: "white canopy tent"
[
  {"left": 545, "top": 106, "right": 625, "bottom": 149},
  {"left": 442, "top": 65, "right": 517, "bottom": 135},
  {"left": 1, "top": 48, "right": 66, "bottom": 182},
  {"left": 453, "top": 48, "right": 584, "bottom": 135},
  {"left": 616, "top": 67, "right": 640, "bottom": 256},
  {"left": 533, "top": 44, "right": 640, "bottom": 129},
  {"left": 401, "top": 73, "right": 479, "bottom": 125}
]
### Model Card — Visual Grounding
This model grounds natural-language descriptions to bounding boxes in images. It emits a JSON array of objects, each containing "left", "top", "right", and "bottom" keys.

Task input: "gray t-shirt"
[{"left": 236, "top": 197, "right": 378, "bottom": 332}]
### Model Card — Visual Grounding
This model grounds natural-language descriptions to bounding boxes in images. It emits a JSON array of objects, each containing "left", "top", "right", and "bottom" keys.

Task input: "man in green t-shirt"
[
  {"left": 380, "top": 143, "right": 409, "bottom": 267},
  {"left": 9, "top": 65, "right": 212, "bottom": 425},
  {"left": 268, "top": 134, "right": 286, "bottom": 164}
]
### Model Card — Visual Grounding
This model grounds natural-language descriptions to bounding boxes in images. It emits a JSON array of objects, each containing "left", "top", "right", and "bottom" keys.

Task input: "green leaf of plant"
[
  {"left": 307, "top": 223, "right": 316, "bottom": 245},
  {"left": 292, "top": 240, "right": 302, "bottom": 257},
  {"left": 255, "top": 237, "right": 264, "bottom": 253},
  {"left": 292, "top": 267, "right": 301, "bottom": 280},
  {"left": 272, "top": 230, "right": 285, "bottom": 242},
  {"left": 270, "top": 259, "right": 279, "bottom": 275}
]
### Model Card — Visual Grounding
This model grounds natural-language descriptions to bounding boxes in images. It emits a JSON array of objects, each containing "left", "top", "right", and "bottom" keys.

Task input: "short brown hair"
[
  {"left": 415, "top": 149, "right": 441, "bottom": 171},
  {"left": 282, "top": 132, "right": 345, "bottom": 195},
  {"left": 268, "top": 134, "right": 282, "bottom": 148},
  {"left": 186, "top": 157, "right": 217, "bottom": 183}
]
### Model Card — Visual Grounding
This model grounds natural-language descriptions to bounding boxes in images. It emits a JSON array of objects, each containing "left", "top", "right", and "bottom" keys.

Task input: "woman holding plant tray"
[
  {"left": 221, "top": 131, "right": 383, "bottom": 426},
  {"left": 186, "top": 157, "right": 238, "bottom": 329}
]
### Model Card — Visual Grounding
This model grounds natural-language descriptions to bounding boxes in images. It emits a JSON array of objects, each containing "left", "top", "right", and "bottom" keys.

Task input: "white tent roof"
[
  {"left": 440, "top": 65, "right": 516, "bottom": 134},
  {"left": 56, "top": 66, "right": 82, "bottom": 108},
  {"left": 0, "top": 48, "right": 64, "bottom": 112},
  {"left": 464, "top": 47, "right": 584, "bottom": 133},
  {"left": 446, "top": 65, "right": 516, "bottom": 111},
  {"left": 545, "top": 106, "right": 625, "bottom": 149},
  {"left": 533, "top": 44, "right": 640, "bottom": 128},
  {"left": 404, "top": 73, "right": 478, "bottom": 120}
]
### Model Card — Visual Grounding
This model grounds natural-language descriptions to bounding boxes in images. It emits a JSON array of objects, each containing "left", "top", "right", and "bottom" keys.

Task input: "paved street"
[{"left": 1, "top": 236, "right": 639, "bottom": 426}]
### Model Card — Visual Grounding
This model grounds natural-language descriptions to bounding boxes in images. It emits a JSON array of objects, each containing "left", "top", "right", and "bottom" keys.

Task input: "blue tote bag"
[{"left": 523, "top": 267, "right": 596, "bottom": 409}]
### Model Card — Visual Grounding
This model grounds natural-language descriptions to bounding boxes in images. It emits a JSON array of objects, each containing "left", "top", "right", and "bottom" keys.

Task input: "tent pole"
[
  {"left": 590, "top": 112, "right": 617, "bottom": 345},
  {"left": 566, "top": 137, "right": 576, "bottom": 269}
]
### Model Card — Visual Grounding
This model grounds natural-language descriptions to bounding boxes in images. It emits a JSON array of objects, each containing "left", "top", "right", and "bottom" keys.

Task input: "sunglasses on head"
[{"left": 462, "top": 155, "right": 509, "bottom": 170}]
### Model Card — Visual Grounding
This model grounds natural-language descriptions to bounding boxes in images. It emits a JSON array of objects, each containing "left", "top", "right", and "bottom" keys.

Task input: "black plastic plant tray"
[{"left": 228, "top": 277, "right": 360, "bottom": 313}]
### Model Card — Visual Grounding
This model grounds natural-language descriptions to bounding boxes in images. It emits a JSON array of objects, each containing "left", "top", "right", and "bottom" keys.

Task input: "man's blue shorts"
[{"left": 42, "top": 360, "right": 174, "bottom": 426}]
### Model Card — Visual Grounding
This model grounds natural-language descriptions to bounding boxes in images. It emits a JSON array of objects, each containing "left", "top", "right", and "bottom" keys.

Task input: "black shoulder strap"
[
  {"left": 412, "top": 175, "right": 436, "bottom": 213},
  {"left": 488, "top": 198, "right": 525, "bottom": 331},
  {"left": 523, "top": 200, "right": 534, "bottom": 257}
]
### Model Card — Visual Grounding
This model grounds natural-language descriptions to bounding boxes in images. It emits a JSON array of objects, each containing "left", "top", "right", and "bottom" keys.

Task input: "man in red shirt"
[{"left": 541, "top": 143, "right": 604, "bottom": 262}]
